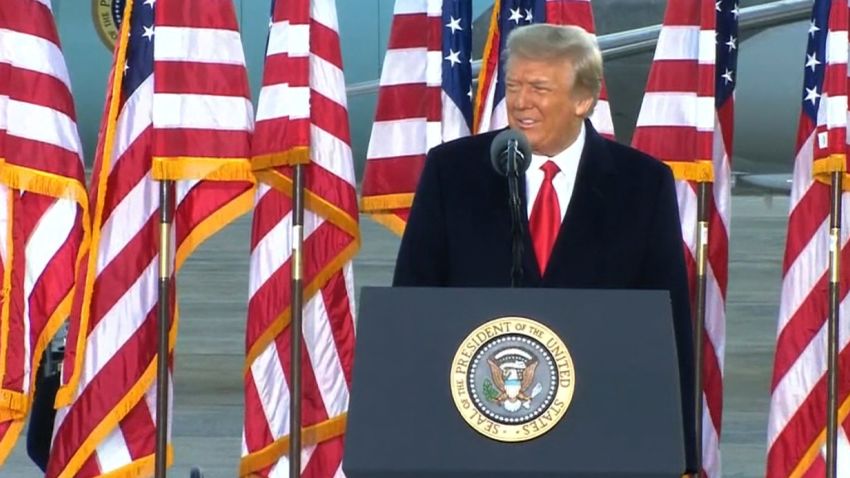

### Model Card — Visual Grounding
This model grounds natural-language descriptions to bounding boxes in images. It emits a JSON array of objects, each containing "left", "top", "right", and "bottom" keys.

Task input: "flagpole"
[
  {"left": 693, "top": 181, "right": 710, "bottom": 476},
  {"left": 289, "top": 164, "right": 305, "bottom": 478},
  {"left": 825, "top": 171, "right": 841, "bottom": 478},
  {"left": 156, "top": 180, "right": 174, "bottom": 478}
]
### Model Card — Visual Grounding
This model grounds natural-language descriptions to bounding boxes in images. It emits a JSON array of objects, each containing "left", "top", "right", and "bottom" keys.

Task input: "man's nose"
[{"left": 513, "top": 87, "right": 530, "bottom": 109}]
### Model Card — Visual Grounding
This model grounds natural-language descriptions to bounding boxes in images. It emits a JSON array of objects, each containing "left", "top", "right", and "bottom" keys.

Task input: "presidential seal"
[
  {"left": 450, "top": 316, "right": 575, "bottom": 442},
  {"left": 92, "top": 0, "right": 127, "bottom": 50}
]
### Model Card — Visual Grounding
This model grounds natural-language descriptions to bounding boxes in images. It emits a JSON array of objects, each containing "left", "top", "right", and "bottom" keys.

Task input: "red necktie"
[{"left": 529, "top": 161, "right": 561, "bottom": 274}]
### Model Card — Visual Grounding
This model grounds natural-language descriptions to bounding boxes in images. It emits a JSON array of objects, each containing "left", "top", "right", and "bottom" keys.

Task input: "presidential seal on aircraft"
[
  {"left": 450, "top": 316, "right": 575, "bottom": 442},
  {"left": 92, "top": 0, "right": 126, "bottom": 49}
]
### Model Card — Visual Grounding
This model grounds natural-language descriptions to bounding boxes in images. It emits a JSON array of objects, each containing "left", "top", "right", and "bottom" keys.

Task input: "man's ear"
[{"left": 574, "top": 94, "right": 595, "bottom": 118}]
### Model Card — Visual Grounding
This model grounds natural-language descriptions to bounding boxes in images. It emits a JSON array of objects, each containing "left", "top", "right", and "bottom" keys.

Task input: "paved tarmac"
[{"left": 5, "top": 193, "right": 788, "bottom": 477}]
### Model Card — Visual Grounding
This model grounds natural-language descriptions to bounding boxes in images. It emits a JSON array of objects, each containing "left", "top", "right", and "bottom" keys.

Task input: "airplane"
[{"left": 53, "top": 0, "right": 811, "bottom": 193}]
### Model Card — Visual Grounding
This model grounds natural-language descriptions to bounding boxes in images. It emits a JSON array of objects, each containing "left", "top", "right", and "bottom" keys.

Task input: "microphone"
[
  {"left": 490, "top": 129, "right": 532, "bottom": 177},
  {"left": 489, "top": 129, "right": 532, "bottom": 288}
]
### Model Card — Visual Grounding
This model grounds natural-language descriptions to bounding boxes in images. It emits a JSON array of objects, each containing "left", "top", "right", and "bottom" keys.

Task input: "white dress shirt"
[{"left": 525, "top": 122, "right": 586, "bottom": 221}]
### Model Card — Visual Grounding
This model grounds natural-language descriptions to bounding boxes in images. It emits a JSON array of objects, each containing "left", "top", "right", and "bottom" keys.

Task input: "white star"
[
  {"left": 143, "top": 0, "right": 155, "bottom": 6},
  {"left": 525, "top": 8, "right": 533, "bottom": 22},
  {"left": 806, "top": 52, "right": 821, "bottom": 72},
  {"left": 508, "top": 7, "right": 523, "bottom": 23},
  {"left": 715, "top": 1, "right": 721, "bottom": 11},
  {"left": 446, "top": 16, "right": 462, "bottom": 34},
  {"left": 731, "top": 4, "right": 740, "bottom": 17},
  {"left": 124, "top": 62, "right": 129, "bottom": 75},
  {"left": 809, "top": 20, "right": 820, "bottom": 37},
  {"left": 725, "top": 35, "right": 736, "bottom": 51},
  {"left": 805, "top": 86, "right": 820, "bottom": 105},
  {"left": 468, "top": 87, "right": 474, "bottom": 100},
  {"left": 445, "top": 49, "right": 461, "bottom": 67},
  {"left": 142, "top": 25, "right": 155, "bottom": 41},
  {"left": 722, "top": 68, "right": 733, "bottom": 84}
]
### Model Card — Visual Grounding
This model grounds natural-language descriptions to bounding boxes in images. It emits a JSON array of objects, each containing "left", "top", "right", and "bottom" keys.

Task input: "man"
[{"left": 393, "top": 24, "right": 696, "bottom": 472}]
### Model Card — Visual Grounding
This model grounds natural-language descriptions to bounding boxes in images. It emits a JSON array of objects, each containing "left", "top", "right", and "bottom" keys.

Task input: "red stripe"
[
  {"left": 302, "top": 436, "right": 344, "bottom": 478},
  {"left": 702, "top": 331, "right": 724, "bottom": 431},
  {"left": 250, "top": 189, "right": 292, "bottom": 252},
  {"left": 373, "top": 85, "right": 441, "bottom": 122},
  {"left": 273, "top": 329, "right": 330, "bottom": 429},
  {"left": 48, "top": 309, "right": 159, "bottom": 476},
  {"left": 311, "top": 91, "right": 352, "bottom": 145},
  {"left": 545, "top": 1, "right": 595, "bottom": 31},
  {"left": 644, "top": 62, "right": 715, "bottom": 96},
  {"left": 320, "top": 271, "right": 355, "bottom": 386},
  {"left": 708, "top": 208, "right": 729, "bottom": 296},
  {"left": 153, "top": 129, "right": 252, "bottom": 160},
  {"left": 60, "top": 249, "right": 89, "bottom": 387},
  {"left": 243, "top": 372, "right": 275, "bottom": 455},
  {"left": 2, "top": 194, "right": 27, "bottom": 391},
  {"left": 0, "top": 0, "right": 61, "bottom": 45},
  {"left": 276, "top": 164, "right": 358, "bottom": 219},
  {"left": 767, "top": 347, "right": 850, "bottom": 477},
  {"left": 156, "top": 0, "right": 239, "bottom": 30},
  {"left": 102, "top": 135, "right": 152, "bottom": 225},
  {"left": 174, "top": 181, "right": 250, "bottom": 248},
  {"left": 783, "top": 181, "right": 829, "bottom": 275},
  {"left": 253, "top": 118, "right": 311, "bottom": 159},
  {"left": 154, "top": 62, "right": 251, "bottom": 98},
  {"left": 29, "top": 229, "right": 80, "bottom": 335},
  {"left": 387, "top": 14, "right": 441, "bottom": 51},
  {"left": 311, "top": 20, "right": 344, "bottom": 69},
  {"left": 89, "top": 217, "right": 158, "bottom": 327},
  {"left": 4, "top": 136, "right": 84, "bottom": 181},
  {"left": 119, "top": 399, "right": 156, "bottom": 461},
  {"left": 263, "top": 57, "right": 310, "bottom": 88},
  {"left": 361, "top": 155, "right": 426, "bottom": 197},
  {"left": 661, "top": 0, "right": 703, "bottom": 25},
  {"left": 632, "top": 127, "right": 713, "bottom": 162},
  {"left": 9, "top": 67, "right": 76, "bottom": 120},
  {"left": 717, "top": 99, "right": 734, "bottom": 161},
  {"left": 274, "top": 0, "right": 309, "bottom": 24}
]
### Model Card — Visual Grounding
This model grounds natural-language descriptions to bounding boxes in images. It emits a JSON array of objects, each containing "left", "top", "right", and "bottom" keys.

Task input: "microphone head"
[{"left": 489, "top": 129, "right": 532, "bottom": 176}]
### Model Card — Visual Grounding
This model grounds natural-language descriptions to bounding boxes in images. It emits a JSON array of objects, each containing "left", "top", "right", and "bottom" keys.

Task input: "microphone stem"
[{"left": 507, "top": 147, "right": 524, "bottom": 287}]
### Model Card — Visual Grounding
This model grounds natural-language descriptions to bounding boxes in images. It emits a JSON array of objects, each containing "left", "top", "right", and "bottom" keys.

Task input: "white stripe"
[
  {"left": 441, "top": 90, "right": 472, "bottom": 143},
  {"left": 676, "top": 181, "right": 698, "bottom": 253},
  {"left": 0, "top": 94, "right": 7, "bottom": 130},
  {"left": 343, "top": 263, "right": 356, "bottom": 330},
  {"left": 392, "top": 0, "right": 441, "bottom": 15},
  {"left": 175, "top": 179, "right": 200, "bottom": 211},
  {"left": 0, "top": 186, "right": 6, "bottom": 267},
  {"left": 777, "top": 220, "right": 830, "bottom": 331},
  {"left": 475, "top": 76, "right": 498, "bottom": 133},
  {"left": 269, "top": 444, "right": 317, "bottom": 477},
  {"left": 702, "top": 395, "right": 722, "bottom": 478},
  {"left": 705, "top": 267, "right": 727, "bottom": 371},
  {"left": 7, "top": 99, "right": 83, "bottom": 155},
  {"left": 256, "top": 85, "right": 310, "bottom": 122},
  {"left": 155, "top": 27, "right": 247, "bottom": 65},
  {"left": 95, "top": 427, "right": 133, "bottom": 473},
  {"left": 837, "top": 427, "right": 850, "bottom": 475},
  {"left": 311, "top": 54, "right": 348, "bottom": 108},
  {"left": 249, "top": 211, "right": 293, "bottom": 297},
  {"left": 379, "top": 49, "right": 441, "bottom": 86},
  {"left": 826, "top": 30, "right": 849, "bottom": 65},
  {"left": 303, "top": 287, "right": 349, "bottom": 418},
  {"left": 635, "top": 93, "right": 715, "bottom": 130},
  {"left": 112, "top": 76, "right": 154, "bottom": 166},
  {"left": 83, "top": 259, "right": 158, "bottom": 386},
  {"left": 267, "top": 22, "right": 310, "bottom": 58},
  {"left": 311, "top": 0, "right": 341, "bottom": 32},
  {"left": 311, "top": 124, "right": 356, "bottom": 186},
  {"left": 153, "top": 94, "right": 253, "bottom": 131},
  {"left": 589, "top": 100, "right": 614, "bottom": 137},
  {"left": 768, "top": 300, "right": 850, "bottom": 445},
  {"left": 0, "top": 29, "right": 70, "bottom": 88},
  {"left": 367, "top": 119, "right": 429, "bottom": 158},
  {"left": 97, "top": 176, "right": 157, "bottom": 274},
  {"left": 818, "top": 95, "right": 848, "bottom": 130},
  {"left": 789, "top": 135, "right": 815, "bottom": 211},
  {"left": 251, "top": 342, "right": 290, "bottom": 439},
  {"left": 654, "top": 26, "right": 701, "bottom": 61},
  {"left": 37, "top": 0, "right": 52, "bottom": 8}
]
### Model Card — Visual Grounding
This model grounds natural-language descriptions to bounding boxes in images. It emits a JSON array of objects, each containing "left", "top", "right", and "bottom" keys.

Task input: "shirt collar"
[{"left": 529, "top": 122, "right": 586, "bottom": 174}]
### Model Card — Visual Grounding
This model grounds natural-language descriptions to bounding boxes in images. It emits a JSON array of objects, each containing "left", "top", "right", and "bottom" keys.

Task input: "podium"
[{"left": 343, "top": 287, "right": 686, "bottom": 478}]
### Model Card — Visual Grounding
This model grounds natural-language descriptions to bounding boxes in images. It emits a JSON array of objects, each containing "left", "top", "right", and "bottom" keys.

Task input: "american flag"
[
  {"left": 360, "top": 0, "right": 473, "bottom": 235},
  {"left": 242, "top": 0, "right": 359, "bottom": 476},
  {"left": 474, "top": 0, "right": 615, "bottom": 138},
  {"left": 766, "top": 0, "right": 850, "bottom": 474},
  {"left": 47, "top": 0, "right": 254, "bottom": 476},
  {"left": 0, "top": 0, "right": 88, "bottom": 464},
  {"left": 631, "top": 0, "right": 732, "bottom": 475}
]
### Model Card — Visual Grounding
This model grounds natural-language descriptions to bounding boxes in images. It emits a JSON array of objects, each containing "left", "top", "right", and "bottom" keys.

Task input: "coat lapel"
[{"left": 542, "top": 121, "right": 618, "bottom": 285}]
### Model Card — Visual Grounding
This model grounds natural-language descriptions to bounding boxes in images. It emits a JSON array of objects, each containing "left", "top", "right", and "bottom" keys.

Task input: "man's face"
[{"left": 505, "top": 56, "right": 594, "bottom": 156}]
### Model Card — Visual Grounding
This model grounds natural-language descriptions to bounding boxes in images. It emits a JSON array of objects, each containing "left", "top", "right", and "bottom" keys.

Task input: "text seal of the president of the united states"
[
  {"left": 93, "top": 0, "right": 126, "bottom": 50},
  {"left": 450, "top": 316, "right": 575, "bottom": 442}
]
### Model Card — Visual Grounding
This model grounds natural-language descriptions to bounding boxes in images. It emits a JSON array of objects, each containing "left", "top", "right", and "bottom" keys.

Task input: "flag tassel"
[
  {"left": 826, "top": 171, "right": 842, "bottom": 478},
  {"left": 289, "top": 164, "right": 306, "bottom": 478},
  {"left": 693, "top": 181, "right": 711, "bottom": 476},
  {"left": 156, "top": 180, "right": 174, "bottom": 478}
]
